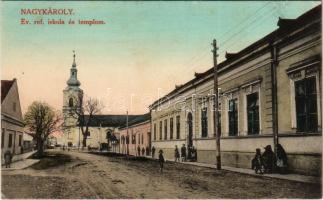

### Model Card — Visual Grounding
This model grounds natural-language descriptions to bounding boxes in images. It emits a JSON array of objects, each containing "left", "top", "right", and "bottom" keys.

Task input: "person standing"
[
  {"left": 191, "top": 146, "right": 197, "bottom": 162},
  {"left": 181, "top": 144, "right": 187, "bottom": 162},
  {"left": 262, "top": 145, "right": 276, "bottom": 173},
  {"left": 141, "top": 147, "right": 145, "bottom": 156},
  {"left": 158, "top": 149, "right": 165, "bottom": 173},
  {"left": 137, "top": 146, "right": 141, "bottom": 156},
  {"left": 4, "top": 150, "right": 12, "bottom": 168},
  {"left": 251, "top": 148, "right": 264, "bottom": 174},
  {"left": 276, "top": 144, "right": 288, "bottom": 174},
  {"left": 174, "top": 145, "right": 180, "bottom": 162},
  {"left": 151, "top": 146, "right": 156, "bottom": 159}
]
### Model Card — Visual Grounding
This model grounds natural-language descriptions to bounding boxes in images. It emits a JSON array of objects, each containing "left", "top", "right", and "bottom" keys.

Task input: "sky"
[{"left": 1, "top": 1, "right": 320, "bottom": 115}]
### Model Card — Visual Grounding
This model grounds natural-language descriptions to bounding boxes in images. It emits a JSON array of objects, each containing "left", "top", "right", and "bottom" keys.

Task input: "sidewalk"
[
  {"left": 181, "top": 161, "right": 321, "bottom": 184},
  {"left": 2, "top": 151, "right": 39, "bottom": 171},
  {"left": 147, "top": 155, "right": 320, "bottom": 184}
]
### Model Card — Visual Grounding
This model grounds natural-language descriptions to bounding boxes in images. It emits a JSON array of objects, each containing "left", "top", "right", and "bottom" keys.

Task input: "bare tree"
[
  {"left": 70, "top": 97, "right": 104, "bottom": 148},
  {"left": 24, "top": 101, "right": 62, "bottom": 158}
]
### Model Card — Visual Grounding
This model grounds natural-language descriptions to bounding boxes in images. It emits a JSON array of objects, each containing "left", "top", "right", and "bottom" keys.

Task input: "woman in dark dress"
[
  {"left": 276, "top": 144, "right": 288, "bottom": 174},
  {"left": 262, "top": 145, "right": 276, "bottom": 173}
]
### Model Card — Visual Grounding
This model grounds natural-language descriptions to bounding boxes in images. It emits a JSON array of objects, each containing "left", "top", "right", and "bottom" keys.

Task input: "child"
[
  {"left": 4, "top": 150, "right": 12, "bottom": 168},
  {"left": 158, "top": 149, "right": 165, "bottom": 173},
  {"left": 251, "top": 148, "right": 264, "bottom": 174},
  {"left": 174, "top": 145, "right": 180, "bottom": 162},
  {"left": 151, "top": 146, "right": 156, "bottom": 159}
]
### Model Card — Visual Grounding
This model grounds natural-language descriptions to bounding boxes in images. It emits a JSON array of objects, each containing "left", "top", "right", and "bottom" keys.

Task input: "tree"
[
  {"left": 70, "top": 97, "right": 104, "bottom": 148},
  {"left": 24, "top": 101, "right": 62, "bottom": 158}
]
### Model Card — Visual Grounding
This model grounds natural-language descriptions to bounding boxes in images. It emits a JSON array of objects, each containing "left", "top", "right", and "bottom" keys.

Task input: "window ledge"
[
  {"left": 152, "top": 139, "right": 186, "bottom": 142},
  {"left": 222, "top": 132, "right": 321, "bottom": 139}
]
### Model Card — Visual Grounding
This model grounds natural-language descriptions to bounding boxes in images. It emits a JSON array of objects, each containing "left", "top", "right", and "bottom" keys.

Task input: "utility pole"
[
  {"left": 126, "top": 110, "right": 129, "bottom": 155},
  {"left": 212, "top": 39, "right": 221, "bottom": 170},
  {"left": 271, "top": 44, "right": 279, "bottom": 155}
]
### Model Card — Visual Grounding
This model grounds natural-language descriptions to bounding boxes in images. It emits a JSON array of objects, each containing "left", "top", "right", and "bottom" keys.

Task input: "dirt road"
[{"left": 1, "top": 150, "right": 321, "bottom": 199}]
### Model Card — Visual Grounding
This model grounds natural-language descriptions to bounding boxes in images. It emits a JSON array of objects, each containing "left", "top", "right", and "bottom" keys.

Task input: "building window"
[
  {"left": 69, "top": 98, "right": 74, "bottom": 107},
  {"left": 247, "top": 92, "right": 259, "bottom": 135},
  {"left": 19, "top": 135, "right": 22, "bottom": 146},
  {"left": 201, "top": 107, "right": 208, "bottom": 137},
  {"left": 1, "top": 129, "right": 4, "bottom": 149},
  {"left": 176, "top": 116, "right": 180, "bottom": 139},
  {"left": 295, "top": 76, "right": 318, "bottom": 132},
  {"left": 159, "top": 121, "right": 162, "bottom": 140},
  {"left": 8, "top": 134, "right": 13, "bottom": 148},
  {"left": 153, "top": 123, "right": 156, "bottom": 141},
  {"left": 228, "top": 99, "right": 238, "bottom": 136},
  {"left": 170, "top": 118, "right": 174, "bottom": 139},
  {"left": 13, "top": 102, "right": 16, "bottom": 112},
  {"left": 142, "top": 134, "right": 144, "bottom": 144},
  {"left": 164, "top": 119, "right": 168, "bottom": 140}
]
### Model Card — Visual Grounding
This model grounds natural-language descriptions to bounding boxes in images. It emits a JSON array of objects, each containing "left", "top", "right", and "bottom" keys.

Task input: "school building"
[{"left": 149, "top": 5, "right": 321, "bottom": 176}]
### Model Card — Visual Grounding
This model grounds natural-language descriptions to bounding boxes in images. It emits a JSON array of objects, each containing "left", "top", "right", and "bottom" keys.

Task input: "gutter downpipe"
[{"left": 271, "top": 43, "right": 279, "bottom": 155}]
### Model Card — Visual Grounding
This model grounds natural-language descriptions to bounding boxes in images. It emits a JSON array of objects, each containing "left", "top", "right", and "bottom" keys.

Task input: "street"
[{"left": 1, "top": 150, "right": 321, "bottom": 199}]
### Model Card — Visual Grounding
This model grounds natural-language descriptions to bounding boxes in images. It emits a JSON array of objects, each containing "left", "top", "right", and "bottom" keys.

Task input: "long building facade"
[
  {"left": 149, "top": 5, "right": 321, "bottom": 176},
  {"left": 119, "top": 113, "right": 151, "bottom": 156}
]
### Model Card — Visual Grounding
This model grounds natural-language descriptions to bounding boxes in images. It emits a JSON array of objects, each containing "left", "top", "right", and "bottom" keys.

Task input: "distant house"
[
  {"left": 1, "top": 78, "right": 24, "bottom": 159},
  {"left": 23, "top": 131, "right": 35, "bottom": 152}
]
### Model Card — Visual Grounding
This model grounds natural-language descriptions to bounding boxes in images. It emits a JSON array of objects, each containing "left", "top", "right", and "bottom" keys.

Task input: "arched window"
[{"left": 69, "top": 98, "right": 74, "bottom": 107}]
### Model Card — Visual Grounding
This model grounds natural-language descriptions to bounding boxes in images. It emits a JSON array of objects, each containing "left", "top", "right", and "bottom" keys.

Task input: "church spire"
[{"left": 67, "top": 50, "right": 81, "bottom": 87}]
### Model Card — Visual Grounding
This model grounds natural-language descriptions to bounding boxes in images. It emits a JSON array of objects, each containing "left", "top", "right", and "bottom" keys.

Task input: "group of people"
[
  {"left": 154, "top": 144, "right": 198, "bottom": 173},
  {"left": 251, "top": 144, "right": 288, "bottom": 174},
  {"left": 136, "top": 146, "right": 150, "bottom": 156},
  {"left": 174, "top": 144, "right": 197, "bottom": 162}
]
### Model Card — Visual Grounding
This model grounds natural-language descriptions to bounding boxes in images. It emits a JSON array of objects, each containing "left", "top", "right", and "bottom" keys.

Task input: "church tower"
[{"left": 63, "top": 51, "right": 83, "bottom": 129}]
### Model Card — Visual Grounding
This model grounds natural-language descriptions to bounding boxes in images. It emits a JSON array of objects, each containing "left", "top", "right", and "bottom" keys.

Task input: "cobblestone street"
[{"left": 1, "top": 150, "right": 321, "bottom": 199}]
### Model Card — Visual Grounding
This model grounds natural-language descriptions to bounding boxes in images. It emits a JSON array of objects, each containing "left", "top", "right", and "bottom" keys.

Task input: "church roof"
[
  {"left": 82, "top": 114, "right": 144, "bottom": 127},
  {"left": 119, "top": 113, "right": 150, "bottom": 129},
  {"left": 1, "top": 79, "right": 15, "bottom": 103}
]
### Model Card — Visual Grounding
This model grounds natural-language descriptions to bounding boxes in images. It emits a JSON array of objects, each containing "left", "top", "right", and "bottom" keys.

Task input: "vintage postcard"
[{"left": 1, "top": 1, "right": 322, "bottom": 199}]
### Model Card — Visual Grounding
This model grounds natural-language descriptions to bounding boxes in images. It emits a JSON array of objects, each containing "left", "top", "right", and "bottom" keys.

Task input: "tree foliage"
[{"left": 24, "top": 101, "right": 62, "bottom": 157}]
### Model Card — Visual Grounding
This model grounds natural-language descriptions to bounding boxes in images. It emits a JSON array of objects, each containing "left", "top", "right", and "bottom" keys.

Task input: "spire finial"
[{"left": 72, "top": 50, "right": 76, "bottom": 67}]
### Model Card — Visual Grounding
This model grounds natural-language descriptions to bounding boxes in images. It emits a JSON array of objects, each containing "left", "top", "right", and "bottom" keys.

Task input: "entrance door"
[{"left": 187, "top": 113, "right": 193, "bottom": 159}]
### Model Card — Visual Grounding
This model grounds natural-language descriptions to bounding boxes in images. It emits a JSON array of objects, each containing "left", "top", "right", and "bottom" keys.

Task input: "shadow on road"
[{"left": 30, "top": 152, "right": 72, "bottom": 170}]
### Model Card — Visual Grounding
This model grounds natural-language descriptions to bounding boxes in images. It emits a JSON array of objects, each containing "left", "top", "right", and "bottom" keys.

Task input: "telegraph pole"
[
  {"left": 126, "top": 110, "right": 129, "bottom": 155},
  {"left": 212, "top": 39, "right": 221, "bottom": 170}
]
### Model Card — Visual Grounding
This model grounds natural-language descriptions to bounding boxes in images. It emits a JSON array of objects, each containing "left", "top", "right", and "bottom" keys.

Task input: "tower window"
[{"left": 69, "top": 98, "right": 74, "bottom": 107}]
